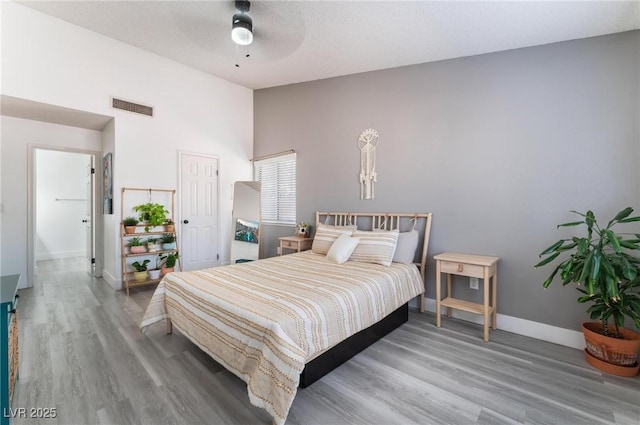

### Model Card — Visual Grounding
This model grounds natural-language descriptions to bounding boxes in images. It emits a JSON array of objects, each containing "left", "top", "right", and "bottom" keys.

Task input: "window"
[{"left": 254, "top": 152, "right": 296, "bottom": 225}]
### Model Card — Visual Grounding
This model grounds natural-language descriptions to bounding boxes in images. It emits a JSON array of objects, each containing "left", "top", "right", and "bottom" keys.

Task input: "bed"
[{"left": 140, "top": 212, "right": 432, "bottom": 424}]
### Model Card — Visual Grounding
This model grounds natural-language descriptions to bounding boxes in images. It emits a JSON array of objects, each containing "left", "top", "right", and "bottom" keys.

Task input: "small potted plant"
[
  {"left": 131, "top": 259, "right": 150, "bottom": 282},
  {"left": 128, "top": 237, "right": 146, "bottom": 254},
  {"left": 159, "top": 253, "right": 178, "bottom": 276},
  {"left": 148, "top": 256, "right": 162, "bottom": 280},
  {"left": 123, "top": 216, "right": 139, "bottom": 234},
  {"left": 165, "top": 218, "right": 175, "bottom": 233},
  {"left": 133, "top": 202, "right": 168, "bottom": 232},
  {"left": 161, "top": 233, "right": 176, "bottom": 250},
  {"left": 535, "top": 207, "right": 640, "bottom": 376},
  {"left": 146, "top": 237, "right": 162, "bottom": 253},
  {"left": 295, "top": 222, "right": 310, "bottom": 237}
]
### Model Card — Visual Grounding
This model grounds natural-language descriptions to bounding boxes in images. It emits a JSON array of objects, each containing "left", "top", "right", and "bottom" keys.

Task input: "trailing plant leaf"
[{"left": 133, "top": 203, "right": 168, "bottom": 232}]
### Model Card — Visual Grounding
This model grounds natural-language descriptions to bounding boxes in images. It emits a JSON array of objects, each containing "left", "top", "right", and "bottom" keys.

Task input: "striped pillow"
[
  {"left": 311, "top": 224, "right": 354, "bottom": 255},
  {"left": 349, "top": 229, "right": 399, "bottom": 266}
]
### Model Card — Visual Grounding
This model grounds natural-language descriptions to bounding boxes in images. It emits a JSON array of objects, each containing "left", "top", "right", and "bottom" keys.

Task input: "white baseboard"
[
  {"left": 101, "top": 269, "right": 121, "bottom": 290},
  {"left": 415, "top": 297, "right": 585, "bottom": 350},
  {"left": 36, "top": 250, "right": 84, "bottom": 261}
]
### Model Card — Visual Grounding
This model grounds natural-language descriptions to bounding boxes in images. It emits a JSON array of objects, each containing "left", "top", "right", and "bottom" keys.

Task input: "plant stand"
[{"left": 120, "top": 187, "right": 182, "bottom": 295}]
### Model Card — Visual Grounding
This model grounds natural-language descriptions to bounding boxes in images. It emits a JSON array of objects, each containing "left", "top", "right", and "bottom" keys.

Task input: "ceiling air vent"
[{"left": 111, "top": 97, "right": 153, "bottom": 117}]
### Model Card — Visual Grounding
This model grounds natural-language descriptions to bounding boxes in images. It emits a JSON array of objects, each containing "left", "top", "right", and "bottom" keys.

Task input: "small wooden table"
[
  {"left": 434, "top": 252, "right": 499, "bottom": 342},
  {"left": 279, "top": 236, "right": 313, "bottom": 255}
]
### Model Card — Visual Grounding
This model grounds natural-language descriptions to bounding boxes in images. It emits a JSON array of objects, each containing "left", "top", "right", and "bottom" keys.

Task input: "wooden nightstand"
[
  {"left": 279, "top": 236, "right": 313, "bottom": 255},
  {"left": 434, "top": 252, "right": 499, "bottom": 342}
]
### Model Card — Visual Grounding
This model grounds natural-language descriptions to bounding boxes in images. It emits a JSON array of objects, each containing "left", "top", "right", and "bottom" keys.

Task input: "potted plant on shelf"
[
  {"left": 161, "top": 233, "right": 176, "bottom": 250},
  {"left": 131, "top": 259, "right": 150, "bottom": 282},
  {"left": 133, "top": 202, "right": 168, "bottom": 232},
  {"left": 123, "top": 216, "right": 139, "bottom": 234},
  {"left": 159, "top": 252, "right": 178, "bottom": 276},
  {"left": 165, "top": 218, "right": 175, "bottom": 233},
  {"left": 148, "top": 256, "right": 162, "bottom": 280},
  {"left": 128, "top": 237, "right": 147, "bottom": 254},
  {"left": 146, "top": 237, "right": 162, "bottom": 253},
  {"left": 535, "top": 207, "right": 640, "bottom": 376}
]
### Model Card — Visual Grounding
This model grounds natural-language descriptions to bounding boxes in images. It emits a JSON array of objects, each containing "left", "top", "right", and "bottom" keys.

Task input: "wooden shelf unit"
[
  {"left": 1, "top": 274, "right": 20, "bottom": 425},
  {"left": 120, "top": 188, "right": 181, "bottom": 295}
]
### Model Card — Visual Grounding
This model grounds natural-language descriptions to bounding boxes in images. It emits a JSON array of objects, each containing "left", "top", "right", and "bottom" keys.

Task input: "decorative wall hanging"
[{"left": 357, "top": 128, "right": 379, "bottom": 200}]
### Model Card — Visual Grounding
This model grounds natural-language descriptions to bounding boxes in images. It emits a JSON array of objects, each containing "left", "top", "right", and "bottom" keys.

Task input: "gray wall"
[{"left": 254, "top": 31, "right": 640, "bottom": 331}]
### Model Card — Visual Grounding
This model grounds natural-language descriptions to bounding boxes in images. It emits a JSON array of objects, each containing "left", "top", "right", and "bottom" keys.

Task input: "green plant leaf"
[
  {"left": 535, "top": 252, "right": 560, "bottom": 269},
  {"left": 606, "top": 230, "right": 622, "bottom": 253},
  {"left": 578, "top": 251, "right": 593, "bottom": 283},
  {"left": 589, "top": 252, "right": 602, "bottom": 285},
  {"left": 539, "top": 240, "right": 565, "bottom": 256},
  {"left": 619, "top": 240, "right": 640, "bottom": 250},
  {"left": 622, "top": 257, "right": 636, "bottom": 281},
  {"left": 557, "top": 221, "right": 583, "bottom": 228},
  {"left": 542, "top": 266, "right": 561, "bottom": 288},
  {"left": 619, "top": 216, "right": 640, "bottom": 223},
  {"left": 607, "top": 207, "right": 634, "bottom": 227}
]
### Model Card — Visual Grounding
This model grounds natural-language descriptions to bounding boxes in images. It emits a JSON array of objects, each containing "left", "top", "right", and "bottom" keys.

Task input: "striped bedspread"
[{"left": 140, "top": 250, "right": 424, "bottom": 424}]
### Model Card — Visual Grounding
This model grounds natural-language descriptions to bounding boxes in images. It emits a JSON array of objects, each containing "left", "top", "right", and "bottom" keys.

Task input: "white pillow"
[
  {"left": 327, "top": 234, "right": 360, "bottom": 264},
  {"left": 311, "top": 224, "right": 354, "bottom": 255},
  {"left": 392, "top": 229, "right": 419, "bottom": 264},
  {"left": 349, "top": 229, "right": 399, "bottom": 267}
]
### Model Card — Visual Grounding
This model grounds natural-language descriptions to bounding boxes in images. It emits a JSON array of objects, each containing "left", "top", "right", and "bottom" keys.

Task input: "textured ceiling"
[{"left": 18, "top": 1, "right": 640, "bottom": 90}]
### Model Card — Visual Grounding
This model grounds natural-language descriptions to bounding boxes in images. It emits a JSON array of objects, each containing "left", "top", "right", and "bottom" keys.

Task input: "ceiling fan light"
[{"left": 232, "top": 13, "right": 253, "bottom": 46}]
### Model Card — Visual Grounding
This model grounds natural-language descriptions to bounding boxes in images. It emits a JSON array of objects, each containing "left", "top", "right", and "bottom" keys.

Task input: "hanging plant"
[{"left": 133, "top": 203, "right": 168, "bottom": 232}]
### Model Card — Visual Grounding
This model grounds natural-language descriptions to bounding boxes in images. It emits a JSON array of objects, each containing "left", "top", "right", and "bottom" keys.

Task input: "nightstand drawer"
[
  {"left": 281, "top": 240, "right": 296, "bottom": 249},
  {"left": 440, "top": 260, "right": 485, "bottom": 278}
]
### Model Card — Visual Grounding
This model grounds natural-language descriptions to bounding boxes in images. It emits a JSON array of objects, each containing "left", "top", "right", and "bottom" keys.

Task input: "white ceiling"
[{"left": 17, "top": 1, "right": 640, "bottom": 90}]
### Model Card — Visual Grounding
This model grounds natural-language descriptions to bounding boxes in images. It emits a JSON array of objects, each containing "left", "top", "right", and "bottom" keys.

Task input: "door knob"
[
  {"left": 183, "top": 219, "right": 189, "bottom": 224},
  {"left": 82, "top": 219, "right": 88, "bottom": 223}
]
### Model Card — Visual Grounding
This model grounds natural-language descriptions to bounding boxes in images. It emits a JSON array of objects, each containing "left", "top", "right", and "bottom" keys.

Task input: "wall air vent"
[{"left": 111, "top": 97, "right": 154, "bottom": 117}]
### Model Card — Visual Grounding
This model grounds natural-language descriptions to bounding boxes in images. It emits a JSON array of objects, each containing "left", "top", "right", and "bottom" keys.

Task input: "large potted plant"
[
  {"left": 133, "top": 203, "right": 168, "bottom": 232},
  {"left": 535, "top": 207, "right": 640, "bottom": 376}
]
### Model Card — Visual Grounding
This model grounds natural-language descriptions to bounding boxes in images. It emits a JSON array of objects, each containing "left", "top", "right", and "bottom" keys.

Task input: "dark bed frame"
[{"left": 299, "top": 303, "right": 409, "bottom": 388}]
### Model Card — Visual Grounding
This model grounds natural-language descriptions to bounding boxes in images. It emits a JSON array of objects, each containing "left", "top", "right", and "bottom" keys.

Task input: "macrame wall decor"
[{"left": 357, "top": 128, "right": 379, "bottom": 200}]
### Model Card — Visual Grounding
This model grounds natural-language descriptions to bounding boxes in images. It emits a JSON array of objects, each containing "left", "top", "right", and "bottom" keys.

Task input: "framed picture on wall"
[{"left": 103, "top": 152, "right": 113, "bottom": 214}]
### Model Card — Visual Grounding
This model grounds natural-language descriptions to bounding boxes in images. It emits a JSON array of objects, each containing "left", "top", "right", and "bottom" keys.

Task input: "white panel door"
[{"left": 180, "top": 153, "right": 219, "bottom": 271}]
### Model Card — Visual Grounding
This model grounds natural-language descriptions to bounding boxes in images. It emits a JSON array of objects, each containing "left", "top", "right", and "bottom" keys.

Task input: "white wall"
[
  {"left": 0, "top": 116, "right": 102, "bottom": 287},
  {"left": 1, "top": 2, "right": 254, "bottom": 288},
  {"left": 35, "top": 149, "right": 90, "bottom": 261}
]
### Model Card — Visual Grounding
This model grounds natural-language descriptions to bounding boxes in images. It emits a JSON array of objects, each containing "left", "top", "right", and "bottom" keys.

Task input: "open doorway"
[{"left": 31, "top": 147, "right": 101, "bottom": 282}]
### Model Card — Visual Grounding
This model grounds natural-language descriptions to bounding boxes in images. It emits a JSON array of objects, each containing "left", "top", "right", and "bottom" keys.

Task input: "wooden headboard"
[{"left": 316, "top": 212, "right": 433, "bottom": 312}]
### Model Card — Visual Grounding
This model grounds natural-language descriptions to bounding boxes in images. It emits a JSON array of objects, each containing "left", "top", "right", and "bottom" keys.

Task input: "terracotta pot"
[
  {"left": 584, "top": 349, "right": 640, "bottom": 377},
  {"left": 165, "top": 224, "right": 175, "bottom": 232},
  {"left": 161, "top": 267, "right": 174, "bottom": 276},
  {"left": 582, "top": 322, "right": 640, "bottom": 375},
  {"left": 125, "top": 226, "right": 137, "bottom": 234},
  {"left": 130, "top": 246, "right": 146, "bottom": 254}
]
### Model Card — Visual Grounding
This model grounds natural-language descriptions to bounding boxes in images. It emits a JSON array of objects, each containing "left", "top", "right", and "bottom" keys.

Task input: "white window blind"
[{"left": 254, "top": 153, "right": 296, "bottom": 225}]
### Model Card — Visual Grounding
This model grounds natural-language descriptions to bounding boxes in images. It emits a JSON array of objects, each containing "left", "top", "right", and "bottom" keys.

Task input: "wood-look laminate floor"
[{"left": 13, "top": 258, "right": 640, "bottom": 425}]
